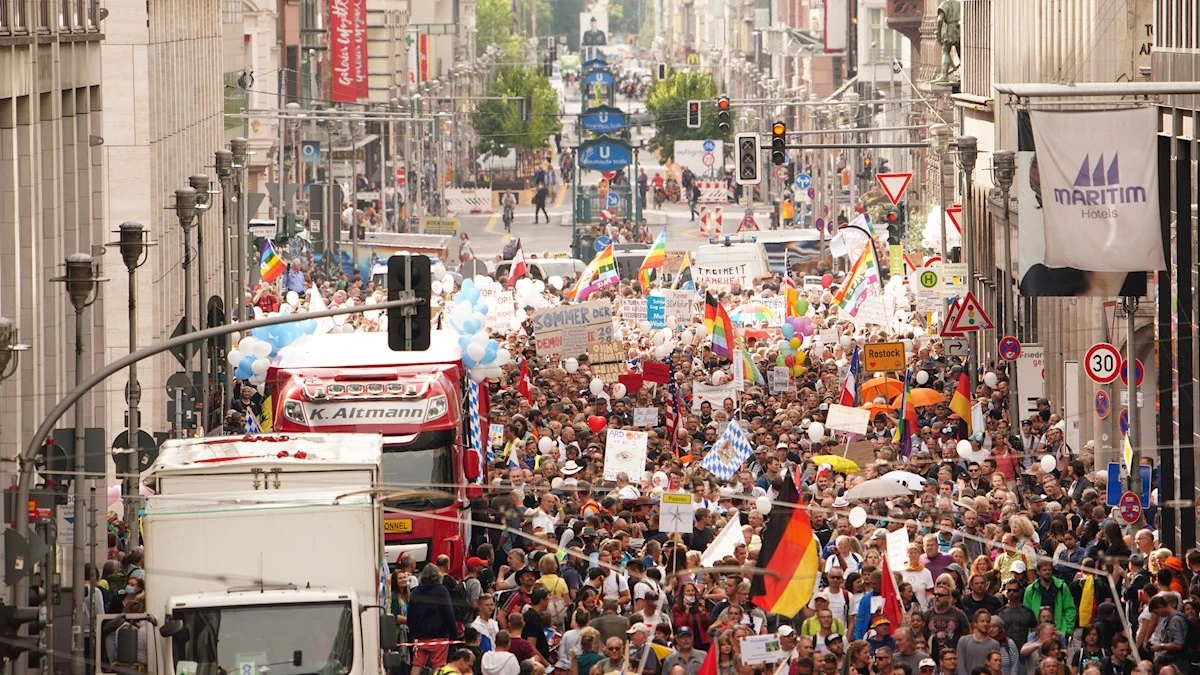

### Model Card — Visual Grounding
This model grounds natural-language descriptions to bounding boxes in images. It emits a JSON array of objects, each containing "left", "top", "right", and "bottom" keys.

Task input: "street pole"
[
  {"left": 956, "top": 136, "right": 978, "bottom": 388},
  {"left": 52, "top": 253, "right": 104, "bottom": 675},
  {"left": 214, "top": 150, "right": 236, "bottom": 421},
  {"left": 189, "top": 174, "right": 214, "bottom": 431},
  {"left": 993, "top": 150, "right": 1019, "bottom": 421},
  {"left": 174, "top": 187, "right": 198, "bottom": 436},
  {"left": 105, "top": 222, "right": 152, "bottom": 550},
  {"left": 1124, "top": 296, "right": 1141, "bottom": 505},
  {"left": 231, "top": 138, "right": 250, "bottom": 322},
  {"left": 931, "top": 124, "right": 950, "bottom": 264},
  {"left": 632, "top": 147, "right": 641, "bottom": 227},
  {"left": 0, "top": 317, "right": 30, "bottom": 604}
]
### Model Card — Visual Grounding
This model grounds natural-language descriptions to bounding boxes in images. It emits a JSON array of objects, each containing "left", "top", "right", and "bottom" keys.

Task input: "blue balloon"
[
  {"left": 301, "top": 319, "right": 317, "bottom": 334},
  {"left": 461, "top": 278, "right": 476, "bottom": 292},
  {"left": 781, "top": 324, "right": 795, "bottom": 339},
  {"left": 453, "top": 292, "right": 466, "bottom": 304},
  {"left": 462, "top": 353, "right": 477, "bottom": 368},
  {"left": 235, "top": 358, "right": 254, "bottom": 380},
  {"left": 463, "top": 318, "right": 482, "bottom": 334},
  {"left": 477, "top": 304, "right": 489, "bottom": 316},
  {"left": 458, "top": 335, "right": 473, "bottom": 350}
]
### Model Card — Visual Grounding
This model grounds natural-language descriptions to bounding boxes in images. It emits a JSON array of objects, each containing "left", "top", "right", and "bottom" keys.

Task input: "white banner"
[
  {"left": 825, "top": 404, "right": 871, "bottom": 435},
  {"left": 692, "top": 382, "right": 737, "bottom": 412},
  {"left": 1030, "top": 108, "right": 1164, "bottom": 272}
]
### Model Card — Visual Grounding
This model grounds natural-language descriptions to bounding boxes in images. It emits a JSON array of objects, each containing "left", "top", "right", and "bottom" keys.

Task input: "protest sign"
[
  {"left": 646, "top": 295, "right": 666, "bottom": 328},
  {"left": 620, "top": 297, "right": 647, "bottom": 323},
  {"left": 739, "top": 635, "right": 784, "bottom": 665},
  {"left": 633, "top": 407, "right": 658, "bottom": 427},
  {"left": 692, "top": 382, "right": 737, "bottom": 412},
  {"left": 484, "top": 291, "right": 515, "bottom": 332},
  {"left": 769, "top": 367, "right": 790, "bottom": 395},
  {"left": 531, "top": 300, "right": 614, "bottom": 358},
  {"left": 587, "top": 341, "right": 628, "bottom": 383},
  {"left": 603, "top": 429, "right": 648, "bottom": 481},
  {"left": 825, "top": 403, "right": 872, "bottom": 435}
]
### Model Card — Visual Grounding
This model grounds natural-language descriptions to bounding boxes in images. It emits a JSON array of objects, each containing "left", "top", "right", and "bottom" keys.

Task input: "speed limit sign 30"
[{"left": 1085, "top": 342, "right": 1122, "bottom": 384}]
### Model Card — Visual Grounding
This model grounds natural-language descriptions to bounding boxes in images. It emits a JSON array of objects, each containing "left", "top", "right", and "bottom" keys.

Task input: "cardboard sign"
[
  {"left": 531, "top": 300, "right": 614, "bottom": 358},
  {"left": 633, "top": 407, "right": 659, "bottom": 427},
  {"left": 421, "top": 216, "right": 459, "bottom": 236},
  {"left": 769, "top": 367, "right": 790, "bottom": 395},
  {"left": 825, "top": 404, "right": 872, "bottom": 435},
  {"left": 488, "top": 423, "right": 505, "bottom": 448},
  {"left": 643, "top": 361, "right": 670, "bottom": 384},
  {"left": 862, "top": 341, "right": 906, "bottom": 373},
  {"left": 603, "top": 429, "right": 648, "bottom": 481},
  {"left": 588, "top": 341, "right": 628, "bottom": 383}
]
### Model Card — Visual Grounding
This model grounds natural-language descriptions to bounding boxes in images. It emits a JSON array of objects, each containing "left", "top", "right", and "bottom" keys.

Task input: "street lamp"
[
  {"left": 171, "top": 186, "right": 198, "bottom": 437},
  {"left": 190, "top": 174, "right": 219, "bottom": 431},
  {"left": 51, "top": 253, "right": 105, "bottom": 675},
  {"left": 105, "top": 222, "right": 154, "bottom": 549},
  {"left": 230, "top": 138, "right": 250, "bottom": 324},
  {"left": 214, "top": 149, "right": 237, "bottom": 416},
  {"left": 956, "top": 136, "right": 979, "bottom": 387},
  {"left": 992, "top": 149, "right": 1018, "bottom": 420},
  {"left": 0, "top": 317, "right": 31, "bottom": 382},
  {"left": 929, "top": 123, "right": 952, "bottom": 262}
]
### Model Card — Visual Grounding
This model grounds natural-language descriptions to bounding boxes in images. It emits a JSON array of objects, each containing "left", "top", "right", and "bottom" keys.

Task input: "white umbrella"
[
  {"left": 844, "top": 478, "right": 913, "bottom": 501},
  {"left": 879, "top": 470, "right": 927, "bottom": 491}
]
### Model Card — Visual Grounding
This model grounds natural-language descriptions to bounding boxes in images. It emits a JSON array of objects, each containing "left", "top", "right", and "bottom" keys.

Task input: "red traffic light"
[
  {"left": 688, "top": 101, "right": 700, "bottom": 112},
  {"left": 717, "top": 97, "right": 730, "bottom": 110},
  {"left": 886, "top": 210, "right": 899, "bottom": 222}
]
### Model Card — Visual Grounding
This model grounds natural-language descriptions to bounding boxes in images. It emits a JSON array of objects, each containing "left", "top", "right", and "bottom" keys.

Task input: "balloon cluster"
[
  {"left": 775, "top": 316, "right": 814, "bottom": 376},
  {"left": 227, "top": 319, "right": 317, "bottom": 390},
  {"left": 446, "top": 278, "right": 512, "bottom": 382}
]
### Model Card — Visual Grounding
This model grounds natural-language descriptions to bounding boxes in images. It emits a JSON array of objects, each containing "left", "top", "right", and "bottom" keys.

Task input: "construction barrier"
[
  {"left": 695, "top": 180, "right": 730, "bottom": 204},
  {"left": 445, "top": 187, "right": 495, "bottom": 214},
  {"left": 699, "top": 206, "right": 724, "bottom": 237}
]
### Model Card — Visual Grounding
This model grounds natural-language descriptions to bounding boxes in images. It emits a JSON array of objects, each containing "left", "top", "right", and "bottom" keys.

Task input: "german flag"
[{"left": 750, "top": 474, "right": 820, "bottom": 617}]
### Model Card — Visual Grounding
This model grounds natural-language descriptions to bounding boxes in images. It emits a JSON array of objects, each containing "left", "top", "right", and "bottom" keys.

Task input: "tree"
[
  {"left": 644, "top": 70, "right": 731, "bottom": 162},
  {"left": 550, "top": 0, "right": 584, "bottom": 47},
  {"left": 476, "top": 0, "right": 514, "bottom": 49},
  {"left": 475, "top": 66, "right": 563, "bottom": 159}
]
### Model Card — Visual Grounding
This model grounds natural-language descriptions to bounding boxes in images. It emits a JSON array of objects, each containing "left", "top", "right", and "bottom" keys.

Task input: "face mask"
[
  {"left": 124, "top": 585, "right": 136, "bottom": 595},
  {"left": 684, "top": 595, "right": 696, "bottom": 605}
]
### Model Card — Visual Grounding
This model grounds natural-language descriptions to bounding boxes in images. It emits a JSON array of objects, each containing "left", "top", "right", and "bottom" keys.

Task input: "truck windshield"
[
  {"left": 171, "top": 602, "right": 354, "bottom": 675},
  {"left": 383, "top": 429, "right": 456, "bottom": 510}
]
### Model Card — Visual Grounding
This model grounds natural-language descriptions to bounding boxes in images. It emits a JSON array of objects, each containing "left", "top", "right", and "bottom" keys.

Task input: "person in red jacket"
[{"left": 670, "top": 581, "right": 712, "bottom": 650}]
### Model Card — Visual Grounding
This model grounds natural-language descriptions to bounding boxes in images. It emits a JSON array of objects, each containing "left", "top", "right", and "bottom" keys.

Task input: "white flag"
[
  {"left": 1030, "top": 108, "right": 1165, "bottom": 272},
  {"left": 700, "top": 514, "right": 745, "bottom": 568}
]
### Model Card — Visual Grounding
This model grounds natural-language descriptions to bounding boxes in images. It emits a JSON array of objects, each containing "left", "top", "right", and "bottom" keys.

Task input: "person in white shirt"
[
  {"left": 480, "top": 631, "right": 521, "bottom": 675},
  {"left": 530, "top": 493, "right": 561, "bottom": 534},
  {"left": 615, "top": 472, "right": 640, "bottom": 500},
  {"left": 823, "top": 536, "right": 864, "bottom": 577},
  {"left": 900, "top": 542, "right": 936, "bottom": 609},
  {"left": 469, "top": 595, "right": 500, "bottom": 651}
]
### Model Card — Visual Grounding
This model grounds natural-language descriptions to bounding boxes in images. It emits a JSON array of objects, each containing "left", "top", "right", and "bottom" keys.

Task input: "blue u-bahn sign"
[
  {"left": 583, "top": 69, "right": 615, "bottom": 87},
  {"left": 580, "top": 105, "right": 628, "bottom": 135},
  {"left": 577, "top": 138, "right": 634, "bottom": 172}
]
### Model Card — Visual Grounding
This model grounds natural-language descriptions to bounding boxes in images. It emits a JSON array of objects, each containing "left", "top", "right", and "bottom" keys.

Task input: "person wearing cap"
[
  {"left": 661, "top": 626, "right": 706, "bottom": 675},
  {"left": 917, "top": 658, "right": 937, "bottom": 675},
  {"left": 625, "top": 623, "right": 659, "bottom": 675},
  {"left": 867, "top": 616, "right": 896, "bottom": 655}
]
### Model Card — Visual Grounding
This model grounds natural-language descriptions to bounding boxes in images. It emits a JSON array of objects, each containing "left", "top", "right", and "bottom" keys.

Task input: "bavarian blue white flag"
[
  {"left": 700, "top": 421, "right": 754, "bottom": 481},
  {"left": 1030, "top": 108, "right": 1165, "bottom": 272}
]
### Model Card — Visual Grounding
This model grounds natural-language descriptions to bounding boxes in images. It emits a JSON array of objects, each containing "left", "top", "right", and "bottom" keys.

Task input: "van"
[
  {"left": 693, "top": 237, "right": 772, "bottom": 290},
  {"left": 611, "top": 243, "right": 650, "bottom": 281},
  {"left": 495, "top": 257, "right": 585, "bottom": 283}
]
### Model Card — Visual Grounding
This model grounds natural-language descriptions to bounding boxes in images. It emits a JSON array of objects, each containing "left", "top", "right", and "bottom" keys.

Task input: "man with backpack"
[
  {"left": 409, "top": 564, "right": 458, "bottom": 675},
  {"left": 532, "top": 182, "right": 549, "bottom": 224}
]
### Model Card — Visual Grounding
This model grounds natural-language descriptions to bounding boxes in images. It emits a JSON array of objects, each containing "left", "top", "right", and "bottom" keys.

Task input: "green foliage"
[
  {"left": 550, "top": 0, "right": 585, "bottom": 47},
  {"left": 645, "top": 70, "right": 730, "bottom": 162},
  {"left": 476, "top": 0, "right": 514, "bottom": 49},
  {"left": 475, "top": 67, "right": 563, "bottom": 158}
]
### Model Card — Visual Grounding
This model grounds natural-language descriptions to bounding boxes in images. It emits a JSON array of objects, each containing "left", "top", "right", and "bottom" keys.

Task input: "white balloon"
[
  {"left": 840, "top": 336, "right": 853, "bottom": 348},
  {"left": 666, "top": 315, "right": 678, "bottom": 329},
  {"left": 639, "top": 320, "right": 653, "bottom": 334},
  {"left": 1039, "top": 454, "right": 1057, "bottom": 473},
  {"left": 238, "top": 336, "right": 257, "bottom": 353},
  {"left": 251, "top": 358, "right": 270, "bottom": 375},
  {"left": 565, "top": 357, "right": 579, "bottom": 373},
  {"left": 286, "top": 291, "right": 300, "bottom": 306},
  {"left": 984, "top": 372, "right": 999, "bottom": 388},
  {"left": 956, "top": 439, "right": 975, "bottom": 459},
  {"left": 652, "top": 471, "right": 668, "bottom": 488},
  {"left": 431, "top": 280, "right": 444, "bottom": 296},
  {"left": 252, "top": 340, "right": 273, "bottom": 359},
  {"left": 612, "top": 383, "right": 627, "bottom": 399},
  {"left": 279, "top": 303, "right": 293, "bottom": 315},
  {"left": 808, "top": 422, "right": 826, "bottom": 443},
  {"left": 548, "top": 275, "right": 564, "bottom": 290},
  {"left": 711, "top": 370, "right": 727, "bottom": 385},
  {"left": 755, "top": 495, "right": 773, "bottom": 515},
  {"left": 693, "top": 323, "right": 708, "bottom": 337},
  {"left": 495, "top": 348, "right": 512, "bottom": 367},
  {"left": 681, "top": 329, "right": 695, "bottom": 344},
  {"left": 230, "top": 331, "right": 241, "bottom": 344},
  {"left": 470, "top": 367, "right": 488, "bottom": 382},
  {"left": 442, "top": 275, "right": 456, "bottom": 293},
  {"left": 589, "top": 378, "right": 605, "bottom": 396},
  {"left": 466, "top": 343, "right": 486, "bottom": 361},
  {"left": 848, "top": 506, "right": 868, "bottom": 528},
  {"left": 532, "top": 280, "right": 545, "bottom": 294},
  {"left": 656, "top": 344, "right": 672, "bottom": 359},
  {"left": 227, "top": 349, "right": 244, "bottom": 366},
  {"left": 652, "top": 332, "right": 666, "bottom": 346},
  {"left": 915, "top": 370, "right": 929, "bottom": 385},
  {"left": 485, "top": 366, "right": 504, "bottom": 379},
  {"left": 538, "top": 436, "right": 555, "bottom": 454}
]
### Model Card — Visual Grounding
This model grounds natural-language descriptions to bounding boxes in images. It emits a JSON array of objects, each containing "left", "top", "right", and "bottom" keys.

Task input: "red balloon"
[
  {"left": 784, "top": 354, "right": 796, "bottom": 367},
  {"left": 587, "top": 415, "right": 607, "bottom": 433},
  {"left": 820, "top": 273, "right": 833, "bottom": 288}
]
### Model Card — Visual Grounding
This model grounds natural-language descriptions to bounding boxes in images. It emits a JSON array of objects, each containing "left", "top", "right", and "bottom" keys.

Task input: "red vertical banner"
[
  {"left": 352, "top": 0, "right": 368, "bottom": 99},
  {"left": 418, "top": 34, "right": 430, "bottom": 82},
  {"left": 328, "top": 0, "right": 355, "bottom": 102}
]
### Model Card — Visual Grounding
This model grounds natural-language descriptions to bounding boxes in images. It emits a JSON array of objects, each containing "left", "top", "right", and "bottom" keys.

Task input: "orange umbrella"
[
  {"left": 892, "top": 387, "right": 948, "bottom": 409},
  {"left": 861, "top": 376, "right": 904, "bottom": 401},
  {"left": 859, "top": 401, "right": 896, "bottom": 419}
]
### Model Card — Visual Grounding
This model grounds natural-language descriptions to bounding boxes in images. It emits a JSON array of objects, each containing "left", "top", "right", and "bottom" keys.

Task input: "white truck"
[{"left": 128, "top": 434, "right": 395, "bottom": 675}]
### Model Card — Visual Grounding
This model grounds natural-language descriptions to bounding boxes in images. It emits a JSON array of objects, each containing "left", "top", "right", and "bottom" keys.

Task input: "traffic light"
[
  {"left": 686, "top": 100, "right": 701, "bottom": 128},
  {"left": 716, "top": 96, "right": 731, "bottom": 134},
  {"left": 734, "top": 133, "right": 761, "bottom": 186},
  {"left": 860, "top": 156, "right": 873, "bottom": 179},
  {"left": 656, "top": 63, "right": 667, "bottom": 80},
  {"left": 517, "top": 97, "right": 531, "bottom": 123},
  {"left": 387, "top": 253, "right": 432, "bottom": 352},
  {"left": 0, "top": 604, "right": 45, "bottom": 663},
  {"left": 771, "top": 121, "right": 786, "bottom": 165},
  {"left": 884, "top": 205, "right": 906, "bottom": 245},
  {"left": 543, "top": 60, "right": 552, "bottom": 77}
]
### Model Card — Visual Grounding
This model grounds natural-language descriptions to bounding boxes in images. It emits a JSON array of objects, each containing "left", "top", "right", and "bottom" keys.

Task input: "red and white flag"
[
  {"left": 838, "top": 346, "right": 860, "bottom": 408},
  {"left": 517, "top": 357, "right": 533, "bottom": 404},
  {"left": 506, "top": 243, "right": 528, "bottom": 287}
]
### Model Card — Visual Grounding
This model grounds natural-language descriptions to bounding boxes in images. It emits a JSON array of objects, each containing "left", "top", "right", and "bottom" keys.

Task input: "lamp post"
[
  {"left": 51, "top": 254, "right": 105, "bottom": 675},
  {"left": 172, "top": 186, "right": 198, "bottom": 436},
  {"left": 929, "top": 124, "right": 951, "bottom": 264},
  {"left": 956, "top": 136, "right": 979, "bottom": 387},
  {"left": 992, "top": 149, "right": 1018, "bottom": 421},
  {"left": 231, "top": 138, "right": 250, "bottom": 322},
  {"left": 189, "top": 174, "right": 219, "bottom": 430},
  {"left": 105, "top": 223, "right": 152, "bottom": 549},
  {"left": 214, "top": 149, "right": 236, "bottom": 416},
  {"left": 0, "top": 316, "right": 31, "bottom": 579}
]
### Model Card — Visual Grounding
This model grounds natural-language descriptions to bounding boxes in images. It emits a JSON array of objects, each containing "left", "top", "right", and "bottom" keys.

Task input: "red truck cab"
[{"left": 267, "top": 331, "right": 483, "bottom": 574}]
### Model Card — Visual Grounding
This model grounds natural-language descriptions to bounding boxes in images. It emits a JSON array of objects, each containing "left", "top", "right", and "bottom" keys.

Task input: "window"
[
  {"left": 867, "top": 8, "right": 901, "bottom": 64},
  {"left": 224, "top": 71, "right": 247, "bottom": 130}
]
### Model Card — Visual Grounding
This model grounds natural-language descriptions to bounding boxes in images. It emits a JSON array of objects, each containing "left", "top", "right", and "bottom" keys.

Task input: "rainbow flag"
[
  {"left": 737, "top": 333, "right": 765, "bottom": 386},
  {"left": 259, "top": 240, "right": 287, "bottom": 283},
  {"left": 832, "top": 243, "right": 881, "bottom": 318},
  {"left": 571, "top": 244, "right": 619, "bottom": 302},
  {"left": 893, "top": 369, "right": 918, "bottom": 457},
  {"left": 638, "top": 227, "right": 667, "bottom": 290},
  {"left": 704, "top": 291, "right": 734, "bottom": 360}
]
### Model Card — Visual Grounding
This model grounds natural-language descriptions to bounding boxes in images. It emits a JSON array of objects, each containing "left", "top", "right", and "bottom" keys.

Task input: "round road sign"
[
  {"left": 606, "top": 192, "right": 620, "bottom": 208},
  {"left": 702, "top": 139, "right": 716, "bottom": 152},
  {"left": 395, "top": 168, "right": 406, "bottom": 186},
  {"left": 702, "top": 152, "right": 715, "bottom": 167},
  {"left": 1118, "top": 491, "right": 1141, "bottom": 524},
  {"left": 1120, "top": 358, "right": 1144, "bottom": 387},
  {"left": 1094, "top": 390, "right": 1110, "bottom": 419},
  {"left": 1084, "top": 342, "right": 1122, "bottom": 384},
  {"left": 1119, "top": 408, "right": 1130, "bottom": 435},
  {"left": 594, "top": 235, "right": 612, "bottom": 252},
  {"left": 998, "top": 336, "right": 1021, "bottom": 361},
  {"left": 775, "top": 165, "right": 789, "bottom": 181},
  {"left": 814, "top": 217, "right": 825, "bottom": 232},
  {"left": 795, "top": 173, "right": 812, "bottom": 189},
  {"left": 918, "top": 269, "right": 939, "bottom": 290},
  {"left": 807, "top": 187, "right": 815, "bottom": 199}
]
